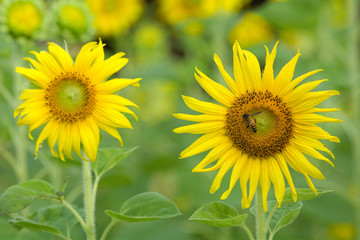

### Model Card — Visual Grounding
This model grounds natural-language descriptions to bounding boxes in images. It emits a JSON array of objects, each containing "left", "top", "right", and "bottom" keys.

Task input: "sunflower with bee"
[{"left": 173, "top": 42, "right": 341, "bottom": 211}]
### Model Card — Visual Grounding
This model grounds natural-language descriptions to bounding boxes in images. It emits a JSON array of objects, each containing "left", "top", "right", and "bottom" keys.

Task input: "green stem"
[
  {"left": 348, "top": 0, "right": 360, "bottom": 238},
  {"left": 256, "top": 188, "right": 266, "bottom": 240},
  {"left": 62, "top": 200, "right": 87, "bottom": 231},
  {"left": 83, "top": 160, "right": 96, "bottom": 240},
  {"left": 11, "top": 41, "right": 27, "bottom": 183},
  {"left": 240, "top": 224, "right": 255, "bottom": 240},
  {"left": 263, "top": 204, "right": 277, "bottom": 234},
  {"left": 100, "top": 219, "right": 118, "bottom": 240}
]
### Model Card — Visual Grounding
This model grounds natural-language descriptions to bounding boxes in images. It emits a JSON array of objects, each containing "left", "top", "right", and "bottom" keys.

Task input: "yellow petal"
[
  {"left": 294, "top": 124, "right": 340, "bottom": 143},
  {"left": 47, "top": 42, "right": 73, "bottom": 71},
  {"left": 243, "top": 50, "right": 261, "bottom": 90},
  {"left": 287, "top": 69, "right": 323, "bottom": 91},
  {"left": 174, "top": 122, "right": 225, "bottom": 134},
  {"left": 79, "top": 118, "right": 99, "bottom": 161},
  {"left": 173, "top": 113, "right": 225, "bottom": 122},
  {"left": 182, "top": 95, "right": 227, "bottom": 114},
  {"left": 260, "top": 160, "right": 271, "bottom": 212},
  {"left": 262, "top": 42, "right": 278, "bottom": 91},
  {"left": 293, "top": 135, "right": 335, "bottom": 159},
  {"left": 214, "top": 53, "right": 242, "bottom": 95},
  {"left": 96, "top": 94, "right": 139, "bottom": 108},
  {"left": 74, "top": 41, "right": 101, "bottom": 74},
  {"left": 97, "top": 121, "right": 123, "bottom": 146},
  {"left": 15, "top": 67, "right": 49, "bottom": 88},
  {"left": 221, "top": 153, "right": 246, "bottom": 200},
  {"left": 195, "top": 68, "right": 234, "bottom": 107},
  {"left": 200, "top": 147, "right": 238, "bottom": 173},
  {"left": 293, "top": 113, "right": 342, "bottom": 124},
  {"left": 284, "top": 146, "right": 325, "bottom": 180},
  {"left": 192, "top": 141, "right": 233, "bottom": 172},
  {"left": 291, "top": 90, "right": 340, "bottom": 112},
  {"left": 247, "top": 158, "right": 261, "bottom": 207},
  {"left": 240, "top": 157, "right": 252, "bottom": 208},
  {"left": 285, "top": 79, "right": 328, "bottom": 103},
  {"left": 291, "top": 138, "right": 334, "bottom": 167},
  {"left": 209, "top": 152, "right": 238, "bottom": 194},
  {"left": 275, "top": 153, "right": 297, "bottom": 202},
  {"left": 91, "top": 53, "right": 128, "bottom": 83},
  {"left": 96, "top": 78, "right": 141, "bottom": 94},
  {"left": 274, "top": 50, "right": 301, "bottom": 97},
  {"left": 268, "top": 157, "right": 285, "bottom": 207},
  {"left": 180, "top": 132, "right": 228, "bottom": 159},
  {"left": 35, "top": 120, "right": 55, "bottom": 158}
]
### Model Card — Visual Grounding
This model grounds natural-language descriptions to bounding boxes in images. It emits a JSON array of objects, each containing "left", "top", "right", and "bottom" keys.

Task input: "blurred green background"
[{"left": 0, "top": 0, "right": 353, "bottom": 239}]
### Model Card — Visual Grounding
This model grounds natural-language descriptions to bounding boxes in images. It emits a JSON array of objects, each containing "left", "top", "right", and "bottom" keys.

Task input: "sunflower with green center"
[
  {"left": 173, "top": 42, "right": 341, "bottom": 211},
  {"left": 14, "top": 40, "right": 140, "bottom": 162}
]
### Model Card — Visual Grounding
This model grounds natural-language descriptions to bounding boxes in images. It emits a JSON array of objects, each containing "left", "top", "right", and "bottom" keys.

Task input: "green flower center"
[
  {"left": 55, "top": 80, "right": 88, "bottom": 112},
  {"left": 225, "top": 90, "right": 293, "bottom": 159},
  {"left": 45, "top": 72, "right": 95, "bottom": 123}
]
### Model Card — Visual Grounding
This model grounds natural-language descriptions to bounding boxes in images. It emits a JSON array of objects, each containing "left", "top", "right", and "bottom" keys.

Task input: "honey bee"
[{"left": 243, "top": 112, "right": 263, "bottom": 133}]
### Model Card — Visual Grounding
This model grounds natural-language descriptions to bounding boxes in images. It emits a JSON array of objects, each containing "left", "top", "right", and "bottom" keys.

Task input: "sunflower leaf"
[
  {"left": 189, "top": 201, "right": 248, "bottom": 227},
  {"left": 92, "top": 146, "right": 138, "bottom": 177},
  {"left": 266, "top": 201, "right": 303, "bottom": 237},
  {"left": 282, "top": 188, "right": 333, "bottom": 203},
  {"left": 105, "top": 192, "right": 181, "bottom": 222},
  {"left": 0, "top": 180, "right": 59, "bottom": 215},
  {"left": 9, "top": 217, "right": 64, "bottom": 238},
  {"left": 37, "top": 205, "right": 82, "bottom": 235}
]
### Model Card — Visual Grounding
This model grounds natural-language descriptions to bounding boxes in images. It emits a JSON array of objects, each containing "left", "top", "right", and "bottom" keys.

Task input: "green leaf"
[
  {"left": 9, "top": 217, "right": 64, "bottom": 238},
  {"left": 92, "top": 146, "right": 138, "bottom": 177},
  {"left": 267, "top": 201, "right": 303, "bottom": 237},
  {"left": 282, "top": 188, "right": 333, "bottom": 204},
  {"left": 38, "top": 205, "right": 82, "bottom": 234},
  {"left": 0, "top": 180, "right": 59, "bottom": 215},
  {"left": 189, "top": 201, "right": 248, "bottom": 227},
  {"left": 105, "top": 192, "right": 181, "bottom": 222}
]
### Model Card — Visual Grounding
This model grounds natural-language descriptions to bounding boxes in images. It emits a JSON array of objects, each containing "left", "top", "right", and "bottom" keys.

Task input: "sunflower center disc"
[
  {"left": 225, "top": 90, "right": 294, "bottom": 159},
  {"left": 45, "top": 72, "right": 95, "bottom": 123},
  {"left": 55, "top": 80, "right": 87, "bottom": 111}
]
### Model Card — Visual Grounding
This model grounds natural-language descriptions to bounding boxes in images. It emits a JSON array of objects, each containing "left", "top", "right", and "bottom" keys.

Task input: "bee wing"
[{"left": 251, "top": 111, "right": 263, "bottom": 116}]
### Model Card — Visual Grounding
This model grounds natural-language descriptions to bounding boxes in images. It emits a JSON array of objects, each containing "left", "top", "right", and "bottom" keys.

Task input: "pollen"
[
  {"left": 225, "top": 90, "right": 293, "bottom": 159},
  {"left": 44, "top": 72, "right": 95, "bottom": 123}
]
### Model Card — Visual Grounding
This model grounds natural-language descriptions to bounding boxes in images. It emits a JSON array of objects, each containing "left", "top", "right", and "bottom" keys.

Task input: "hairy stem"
[
  {"left": 83, "top": 160, "right": 96, "bottom": 240},
  {"left": 256, "top": 188, "right": 266, "bottom": 240}
]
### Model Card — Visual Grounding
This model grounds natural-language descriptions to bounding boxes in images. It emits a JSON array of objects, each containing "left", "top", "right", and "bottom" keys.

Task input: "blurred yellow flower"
[
  {"left": 328, "top": 223, "right": 356, "bottom": 240},
  {"left": 229, "top": 12, "right": 273, "bottom": 48},
  {"left": 134, "top": 24, "right": 167, "bottom": 49},
  {"left": 14, "top": 40, "right": 140, "bottom": 161},
  {"left": 54, "top": 0, "right": 94, "bottom": 41},
  {"left": 86, "top": 0, "right": 143, "bottom": 37},
  {"left": 2, "top": 0, "right": 42, "bottom": 38},
  {"left": 157, "top": 0, "right": 245, "bottom": 24},
  {"left": 174, "top": 42, "right": 341, "bottom": 211},
  {"left": 183, "top": 21, "right": 204, "bottom": 36}
]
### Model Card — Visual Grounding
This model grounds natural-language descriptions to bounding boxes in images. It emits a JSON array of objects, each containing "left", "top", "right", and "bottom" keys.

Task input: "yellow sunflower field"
[{"left": 0, "top": 0, "right": 355, "bottom": 239}]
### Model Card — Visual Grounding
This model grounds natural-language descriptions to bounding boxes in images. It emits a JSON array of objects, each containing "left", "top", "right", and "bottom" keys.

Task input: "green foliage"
[
  {"left": 9, "top": 218, "right": 63, "bottom": 237},
  {"left": 282, "top": 188, "right": 334, "bottom": 203},
  {"left": 0, "top": 180, "right": 60, "bottom": 215},
  {"left": 37, "top": 205, "right": 81, "bottom": 235},
  {"left": 105, "top": 192, "right": 181, "bottom": 222},
  {"left": 9, "top": 205, "right": 81, "bottom": 239},
  {"left": 189, "top": 201, "right": 248, "bottom": 228},
  {"left": 268, "top": 201, "right": 303, "bottom": 237},
  {"left": 91, "top": 146, "right": 139, "bottom": 177}
]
